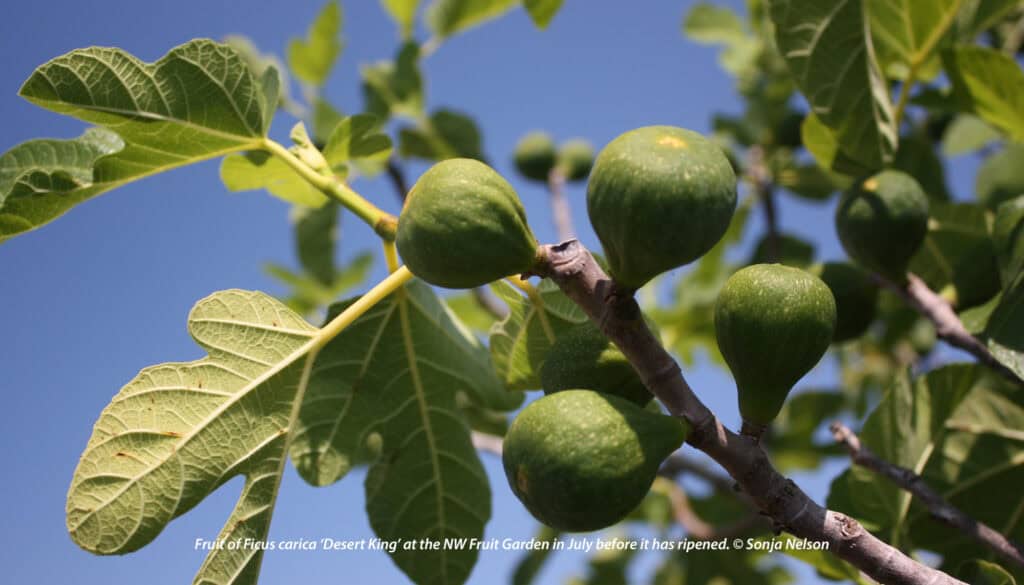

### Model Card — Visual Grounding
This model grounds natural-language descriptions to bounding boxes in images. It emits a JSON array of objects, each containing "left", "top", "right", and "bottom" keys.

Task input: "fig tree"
[
  {"left": 555, "top": 139, "right": 594, "bottom": 182},
  {"left": 587, "top": 126, "right": 737, "bottom": 290},
  {"left": 503, "top": 390, "right": 687, "bottom": 532},
  {"left": 835, "top": 170, "right": 929, "bottom": 284},
  {"left": 513, "top": 131, "right": 557, "bottom": 182},
  {"left": 540, "top": 322, "right": 652, "bottom": 406},
  {"left": 396, "top": 158, "right": 539, "bottom": 289},
  {"left": 714, "top": 264, "right": 836, "bottom": 438},
  {"left": 812, "top": 262, "right": 878, "bottom": 343}
]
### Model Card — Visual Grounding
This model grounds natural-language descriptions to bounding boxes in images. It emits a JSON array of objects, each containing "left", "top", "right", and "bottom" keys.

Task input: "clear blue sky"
[{"left": 0, "top": 1, "right": 982, "bottom": 584}]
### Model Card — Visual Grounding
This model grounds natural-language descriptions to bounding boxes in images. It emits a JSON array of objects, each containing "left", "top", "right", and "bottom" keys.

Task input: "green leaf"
[
  {"left": 957, "top": 0, "right": 1021, "bottom": 39},
  {"left": 776, "top": 163, "right": 845, "bottom": 201},
  {"left": 445, "top": 292, "right": 501, "bottom": 333},
  {"left": 827, "top": 365, "right": 1024, "bottom": 560},
  {"left": 224, "top": 35, "right": 300, "bottom": 117},
  {"left": 770, "top": 0, "right": 897, "bottom": 170},
  {"left": 957, "top": 559, "right": 1018, "bottom": 585},
  {"left": 511, "top": 525, "right": 560, "bottom": 585},
  {"left": 488, "top": 279, "right": 587, "bottom": 391},
  {"left": 981, "top": 273, "right": 1024, "bottom": 381},
  {"left": 909, "top": 202, "right": 1001, "bottom": 309},
  {"left": 943, "top": 45, "right": 1024, "bottom": 142},
  {"left": 363, "top": 42, "right": 424, "bottom": 120},
  {"left": 942, "top": 114, "right": 1002, "bottom": 157},
  {"left": 399, "top": 109, "right": 485, "bottom": 161},
  {"left": 775, "top": 533, "right": 871, "bottom": 583},
  {"left": 994, "top": 196, "right": 1024, "bottom": 288},
  {"left": 266, "top": 252, "right": 374, "bottom": 318},
  {"left": 893, "top": 133, "right": 952, "bottom": 202},
  {"left": 294, "top": 202, "right": 339, "bottom": 286},
  {"left": 381, "top": 0, "right": 421, "bottom": 38},
  {"left": 770, "top": 391, "right": 845, "bottom": 471},
  {"left": 66, "top": 290, "right": 321, "bottom": 583},
  {"left": 977, "top": 144, "right": 1024, "bottom": 210},
  {"left": 683, "top": 3, "right": 746, "bottom": 44},
  {"left": 524, "top": 0, "right": 563, "bottom": 29},
  {"left": 426, "top": 0, "right": 519, "bottom": 39},
  {"left": 289, "top": 280, "right": 516, "bottom": 585},
  {"left": 220, "top": 114, "right": 392, "bottom": 206},
  {"left": 288, "top": 0, "right": 343, "bottom": 86},
  {"left": 5, "top": 40, "right": 276, "bottom": 240},
  {"left": 310, "top": 99, "right": 344, "bottom": 145},
  {"left": 868, "top": 0, "right": 959, "bottom": 80},
  {"left": 800, "top": 113, "right": 871, "bottom": 176},
  {"left": 0, "top": 128, "right": 125, "bottom": 241}
]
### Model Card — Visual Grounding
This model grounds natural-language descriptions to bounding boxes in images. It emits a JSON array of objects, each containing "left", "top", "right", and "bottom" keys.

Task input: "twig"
[
  {"left": 385, "top": 158, "right": 409, "bottom": 203},
  {"left": 878, "top": 273, "right": 1022, "bottom": 384},
  {"left": 472, "top": 431, "right": 504, "bottom": 457},
  {"left": 831, "top": 422, "right": 1024, "bottom": 568},
  {"left": 660, "top": 453, "right": 738, "bottom": 495},
  {"left": 665, "top": 482, "right": 765, "bottom": 540},
  {"left": 547, "top": 169, "right": 575, "bottom": 242},
  {"left": 533, "top": 239, "right": 965, "bottom": 585},
  {"left": 748, "top": 145, "right": 779, "bottom": 262}
]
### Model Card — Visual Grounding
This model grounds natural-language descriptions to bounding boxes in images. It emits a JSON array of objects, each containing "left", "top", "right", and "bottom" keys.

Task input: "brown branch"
[
  {"left": 879, "top": 273, "right": 1022, "bottom": 384},
  {"left": 547, "top": 169, "right": 575, "bottom": 242},
  {"left": 831, "top": 422, "right": 1024, "bottom": 568},
  {"left": 665, "top": 482, "right": 765, "bottom": 540},
  {"left": 532, "top": 239, "right": 966, "bottom": 585}
]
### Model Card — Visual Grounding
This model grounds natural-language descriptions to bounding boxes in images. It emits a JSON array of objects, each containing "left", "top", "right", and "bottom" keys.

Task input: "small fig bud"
[
  {"left": 503, "top": 390, "right": 688, "bottom": 532},
  {"left": 714, "top": 264, "right": 836, "bottom": 439},
  {"left": 587, "top": 126, "right": 737, "bottom": 290},
  {"left": 811, "top": 262, "right": 878, "bottom": 343},
  {"left": 396, "top": 158, "right": 539, "bottom": 289},
  {"left": 555, "top": 138, "right": 594, "bottom": 182},
  {"left": 540, "top": 322, "right": 652, "bottom": 406},
  {"left": 513, "top": 131, "right": 557, "bottom": 182},
  {"left": 835, "top": 170, "right": 929, "bottom": 283}
]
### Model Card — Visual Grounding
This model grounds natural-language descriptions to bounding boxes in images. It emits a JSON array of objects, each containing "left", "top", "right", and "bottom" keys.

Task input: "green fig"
[
  {"left": 503, "top": 390, "right": 688, "bottom": 532},
  {"left": 514, "top": 131, "right": 558, "bottom": 182},
  {"left": 396, "top": 158, "right": 539, "bottom": 289},
  {"left": 714, "top": 264, "right": 836, "bottom": 438},
  {"left": 540, "top": 322, "right": 652, "bottom": 406},
  {"left": 587, "top": 126, "right": 737, "bottom": 290},
  {"left": 977, "top": 144, "right": 1024, "bottom": 210},
  {"left": 811, "top": 262, "right": 878, "bottom": 343},
  {"left": 555, "top": 139, "right": 595, "bottom": 182},
  {"left": 835, "top": 170, "right": 929, "bottom": 283}
]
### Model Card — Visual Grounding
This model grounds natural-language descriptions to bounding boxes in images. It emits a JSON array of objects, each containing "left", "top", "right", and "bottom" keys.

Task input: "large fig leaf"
[
  {"left": 943, "top": 46, "right": 1024, "bottom": 142},
  {"left": 67, "top": 290, "right": 321, "bottom": 584},
  {"left": 868, "top": 0, "right": 960, "bottom": 80},
  {"left": 3, "top": 40, "right": 277, "bottom": 241},
  {"left": 488, "top": 279, "right": 587, "bottom": 391},
  {"left": 769, "top": 0, "right": 897, "bottom": 170},
  {"left": 290, "top": 280, "right": 518, "bottom": 585},
  {"left": 827, "top": 365, "right": 1024, "bottom": 567}
]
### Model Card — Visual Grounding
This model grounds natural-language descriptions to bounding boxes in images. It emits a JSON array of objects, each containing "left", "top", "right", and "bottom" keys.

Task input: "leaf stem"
[
  {"left": 383, "top": 240, "right": 399, "bottom": 273},
  {"left": 892, "top": 0, "right": 964, "bottom": 128},
  {"left": 315, "top": 266, "right": 413, "bottom": 350},
  {"left": 507, "top": 275, "right": 555, "bottom": 342},
  {"left": 261, "top": 138, "right": 398, "bottom": 240}
]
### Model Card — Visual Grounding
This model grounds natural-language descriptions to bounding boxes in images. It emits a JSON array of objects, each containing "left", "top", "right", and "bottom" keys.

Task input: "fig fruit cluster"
[{"left": 513, "top": 131, "right": 594, "bottom": 183}]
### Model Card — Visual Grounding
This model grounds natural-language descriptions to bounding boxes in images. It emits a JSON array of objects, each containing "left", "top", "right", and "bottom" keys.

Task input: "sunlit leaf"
[
  {"left": 427, "top": 0, "right": 519, "bottom": 39},
  {"left": 363, "top": 42, "right": 424, "bottom": 120},
  {"left": 400, "top": 109, "right": 485, "bottom": 162},
  {"left": 288, "top": 0, "right": 343, "bottom": 86},
  {"left": 381, "top": 0, "right": 421, "bottom": 38},
  {"left": 943, "top": 45, "right": 1024, "bottom": 141},
  {"left": 942, "top": 114, "right": 1002, "bottom": 157},
  {"left": 868, "top": 0, "right": 959, "bottom": 80},
  {"left": 524, "top": 0, "right": 564, "bottom": 29}
]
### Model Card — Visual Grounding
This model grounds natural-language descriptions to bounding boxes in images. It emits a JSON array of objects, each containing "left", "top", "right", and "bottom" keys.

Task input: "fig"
[
  {"left": 587, "top": 126, "right": 737, "bottom": 290},
  {"left": 540, "top": 322, "right": 652, "bottom": 406},
  {"left": 503, "top": 390, "right": 688, "bottom": 532},
  {"left": 513, "top": 131, "right": 557, "bottom": 182},
  {"left": 835, "top": 170, "right": 929, "bottom": 283},
  {"left": 812, "top": 262, "right": 878, "bottom": 343},
  {"left": 555, "top": 139, "right": 595, "bottom": 182},
  {"left": 714, "top": 264, "right": 836, "bottom": 438},
  {"left": 396, "top": 158, "right": 539, "bottom": 288}
]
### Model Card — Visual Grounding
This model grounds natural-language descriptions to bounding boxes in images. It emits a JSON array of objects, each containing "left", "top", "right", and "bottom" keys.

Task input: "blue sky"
[{"left": 0, "top": 1, "right": 984, "bottom": 584}]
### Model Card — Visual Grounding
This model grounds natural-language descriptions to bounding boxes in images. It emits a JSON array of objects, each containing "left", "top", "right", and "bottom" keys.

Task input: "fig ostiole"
[
  {"left": 513, "top": 131, "right": 558, "bottom": 183},
  {"left": 396, "top": 158, "right": 540, "bottom": 289},
  {"left": 714, "top": 264, "right": 836, "bottom": 440},
  {"left": 587, "top": 125, "right": 737, "bottom": 290},
  {"left": 835, "top": 170, "right": 929, "bottom": 284},
  {"left": 502, "top": 390, "right": 688, "bottom": 532},
  {"left": 540, "top": 321, "right": 652, "bottom": 407}
]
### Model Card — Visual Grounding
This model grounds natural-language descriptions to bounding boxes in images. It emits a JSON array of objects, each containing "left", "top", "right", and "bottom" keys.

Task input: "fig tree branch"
[
  {"left": 880, "top": 273, "right": 1022, "bottom": 385},
  {"left": 547, "top": 169, "right": 576, "bottom": 242},
  {"left": 533, "top": 239, "right": 966, "bottom": 585},
  {"left": 831, "top": 422, "right": 1024, "bottom": 568}
]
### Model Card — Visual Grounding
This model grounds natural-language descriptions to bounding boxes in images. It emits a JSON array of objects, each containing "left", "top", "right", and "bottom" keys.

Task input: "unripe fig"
[
  {"left": 587, "top": 126, "right": 737, "bottom": 290},
  {"left": 811, "top": 262, "right": 878, "bottom": 343},
  {"left": 540, "top": 322, "right": 652, "bottom": 406},
  {"left": 513, "top": 131, "right": 557, "bottom": 182},
  {"left": 555, "top": 139, "right": 595, "bottom": 182},
  {"left": 503, "top": 390, "right": 688, "bottom": 532},
  {"left": 396, "top": 158, "right": 539, "bottom": 288},
  {"left": 835, "top": 170, "right": 929, "bottom": 283},
  {"left": 714, "top": 264, "right": 836, "bottom": 438}
]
